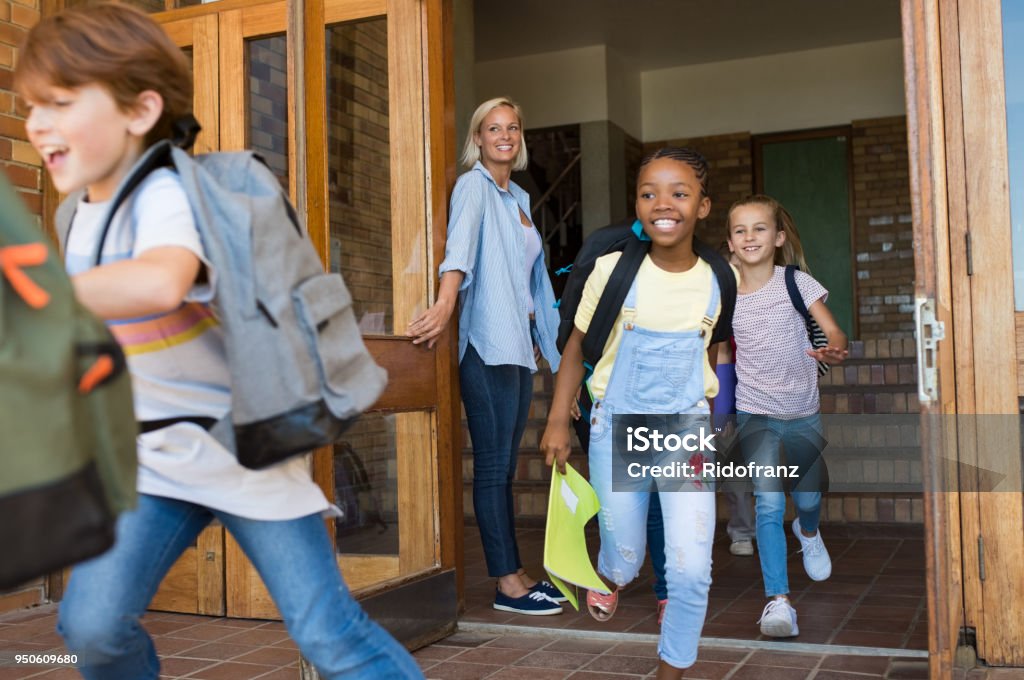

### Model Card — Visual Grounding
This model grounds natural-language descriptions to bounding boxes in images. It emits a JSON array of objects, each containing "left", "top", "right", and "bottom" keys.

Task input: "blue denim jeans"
[
  {"left": 58, "top": 494, "right": 423, "bottom": 679},
  {"left": 459, "top": 343, "right": 533, "bottom": 577},
  {"left": 736, "top": 412, "right": 825, "bottom": 597},
  {"left": 646, "top": 493, "right": 668, "bottom": 601}
]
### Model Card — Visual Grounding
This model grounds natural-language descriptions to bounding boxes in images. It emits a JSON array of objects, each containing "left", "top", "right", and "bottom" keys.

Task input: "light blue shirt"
[{"left": 438, "top": 162, "right": 561, "bottom": 373}]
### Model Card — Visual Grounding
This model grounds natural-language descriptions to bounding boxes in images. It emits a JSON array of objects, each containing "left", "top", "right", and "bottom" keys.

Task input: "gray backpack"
[{"left": 57, "top": 138, "right": 387, "bottom": 470}]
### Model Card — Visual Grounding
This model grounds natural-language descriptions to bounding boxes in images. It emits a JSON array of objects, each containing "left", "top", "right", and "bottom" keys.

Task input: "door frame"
[{"left": 903, "top": 0, "right": 1024, "bottom": 673}]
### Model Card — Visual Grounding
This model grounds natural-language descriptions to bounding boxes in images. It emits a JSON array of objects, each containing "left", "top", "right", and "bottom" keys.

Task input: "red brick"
[
  {"left": 2, "top": 161, "right": 37, "bottom": 188},
  {"left": 0, "top": 20, "right": 24, "bottom": 48}
]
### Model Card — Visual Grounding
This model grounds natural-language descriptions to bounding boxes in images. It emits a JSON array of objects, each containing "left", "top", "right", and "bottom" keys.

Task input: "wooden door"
[
  {"left": 148, "top": 0, "right": 460, "bottom": 643},
  {"left": 903, "top": 0, "right": 1024, "bottom": 673}
]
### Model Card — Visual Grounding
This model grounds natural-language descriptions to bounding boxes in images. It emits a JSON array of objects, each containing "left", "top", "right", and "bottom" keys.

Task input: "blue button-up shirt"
[{"left": 438, "top": 162, "right": 561, "bottom": 373}]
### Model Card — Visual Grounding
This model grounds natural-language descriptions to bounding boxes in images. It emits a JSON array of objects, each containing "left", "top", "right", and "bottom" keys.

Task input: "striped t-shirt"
[
  {"left": 733, "top": 266, "right": 828, "bottom": 417},
  {"left": 65, "top": 169, "right": 331, "bottom": 520}
]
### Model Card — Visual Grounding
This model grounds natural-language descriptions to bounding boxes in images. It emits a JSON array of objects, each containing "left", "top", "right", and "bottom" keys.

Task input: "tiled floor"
[
  {"left": 462, "top": 524, "right": 929, "bottom": 651},
  {"left": 0, "top": 522, "right": 984, "bottom": 680},
  {"left": 414, "top": 629, "right": 931, "bottom": 680}
]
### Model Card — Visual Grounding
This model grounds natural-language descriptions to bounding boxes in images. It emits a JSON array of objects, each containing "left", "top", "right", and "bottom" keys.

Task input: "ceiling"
[{"left": 474, "top": 0, "right": 903, "bottom": 70}]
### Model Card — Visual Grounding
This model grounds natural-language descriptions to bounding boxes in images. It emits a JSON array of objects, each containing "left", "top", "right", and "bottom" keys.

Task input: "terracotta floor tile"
[
  {"left": 730, "top": 664, "right": 812, "bottom": 680},
  {"left": 485, "top": 668, "right": 570, "bottom": 680},
  {"left": 438, "top": 632, "right": 496, "bottom": 648},
  {"left": 514, "top": 650, "right": 599, "bottom": 670},
  {"left": 218, "top": 629, "right": 291, "bottom": 647},
  {"left": 154, "top": 636, "right": 203, "bottom": 657},
  {"left": 414, "top": 645, "right": 465, "bottom": 661},
  {"left": 841, "top": 617, "right": 914, "bottom": 634},
  {"left": 421, "top": 661, "right": 503, "bottom": 680},
  {"left": 249, "top": 669, "right": 300, "bottom": 680},
  {"left": 682, "top": 659, "right": 735, "bottom": 680},
  {"left": 451, "top": 646, "right": 528, "bottom": 665},
  {"left": 544, "top": 639, "right": 612, "bottom": 654},
  {"left": 819, "top": 654, "right": 891, "bottom": 674},
  {"left": 169, "top": 624, "right": 244, "bottom": 643},
  {"left": 830, "top": 630, "right": 906, "bottom": 648},
  {"left": 482, "top": 635, "right": 552, "bottom": 651},
  {"left": 812, "top": 671, "right": 885, "bottom": 680},
  {"left": 159, "top": 656, "right": 214, "bottom": 677},
  {"left": 176, "top": 641, "right": 258, "bottom": 662},
  {"left": 581, "top": 654, "right": 658, "bottom": 675},
  {"left": 183, "top": 661, "right": 275, "bottom": 679},
  {"left": 745, "top": 650, "right": 821, "bottom": 669},
  {"left": 230, "top": 646, "right": 300, "bottom": 667}
]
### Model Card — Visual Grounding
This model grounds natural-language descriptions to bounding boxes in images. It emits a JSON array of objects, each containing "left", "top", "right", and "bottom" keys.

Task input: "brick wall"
[
  {"left": 0, "top": 0, "right": 47, "bottom": 614},
  {"left": 327, "top": 20, "right": 393, "bottom": 335},
  {"left": 851, "top": 116, "right": 915, "bottom": 338}
]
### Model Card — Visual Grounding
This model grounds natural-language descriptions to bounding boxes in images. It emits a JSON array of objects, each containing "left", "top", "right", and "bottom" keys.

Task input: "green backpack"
[{"left": 0, "top": 177, "right": 137, "bottom": 590}]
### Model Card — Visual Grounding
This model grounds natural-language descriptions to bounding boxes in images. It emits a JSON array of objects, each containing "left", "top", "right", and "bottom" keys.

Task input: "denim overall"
[{"left": 587, "top": 269, "right": 719, "bottom": 669}]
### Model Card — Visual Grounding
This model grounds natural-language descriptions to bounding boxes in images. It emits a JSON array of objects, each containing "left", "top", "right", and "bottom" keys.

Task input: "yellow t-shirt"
[{"left": 574, "top": 253, "right": 730, "bottom": 401}]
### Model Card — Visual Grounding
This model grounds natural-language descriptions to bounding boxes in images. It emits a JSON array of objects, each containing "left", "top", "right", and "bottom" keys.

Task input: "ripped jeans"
[{"left": 588, "top": 405, "right": 715, "bottom": 669}]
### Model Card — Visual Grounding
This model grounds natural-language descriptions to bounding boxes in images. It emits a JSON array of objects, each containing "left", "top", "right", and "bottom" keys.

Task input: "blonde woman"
[{"left": 408, "top": 97, "right": 564, "bottom": 615}]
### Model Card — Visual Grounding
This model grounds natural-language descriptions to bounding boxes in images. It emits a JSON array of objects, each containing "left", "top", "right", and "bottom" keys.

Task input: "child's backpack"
[
  {"left": 55, "top": 127, "right": 387, "bottom": 470},
  {"left": 783, "top": 265, "right": 830, "bottom": 376},
  {"left": 556, "top": 219, "right": 736, "bottom": 453},
  {"left": 0, "top": 177, "right": 137, "bottom": 590}
]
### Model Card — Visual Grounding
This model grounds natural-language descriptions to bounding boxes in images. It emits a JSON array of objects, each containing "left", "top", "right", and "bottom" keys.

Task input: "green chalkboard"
[{"left": 761, "top": 136, "right": 854, "bottom": 338}]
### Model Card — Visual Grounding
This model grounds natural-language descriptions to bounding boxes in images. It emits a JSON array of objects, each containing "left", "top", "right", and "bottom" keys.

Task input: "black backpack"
[
  {"left": 555, "top": 219, "right": 736, "bottom": 453},
  {"left": 783, "top": 264, "right": 830, "bottom": 376}
]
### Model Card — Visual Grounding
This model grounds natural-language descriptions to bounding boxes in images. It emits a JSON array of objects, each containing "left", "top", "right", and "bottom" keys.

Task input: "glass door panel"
[{"left": 326, "top": 17, "right": 394, "bottom": 334}]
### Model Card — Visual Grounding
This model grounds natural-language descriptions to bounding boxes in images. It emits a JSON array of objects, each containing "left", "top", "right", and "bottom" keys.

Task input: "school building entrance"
[{"left": 1, "top": 1, "right": 1022, "bottom": 678}]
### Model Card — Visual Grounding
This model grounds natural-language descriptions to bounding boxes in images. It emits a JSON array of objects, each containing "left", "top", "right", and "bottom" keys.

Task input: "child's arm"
[
  {"left": 807, "top": 299, "right": 849, "bottom": 365},
  {"left": 541, "top": 326, "right": 586, "bottom": 475},
  {"left": 72, "top": 246, "right": 201, "bottom": 320}
]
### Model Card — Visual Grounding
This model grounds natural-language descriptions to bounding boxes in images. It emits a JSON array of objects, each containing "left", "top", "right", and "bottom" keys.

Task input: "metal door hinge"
[
  {"left": 915, "top": 298, "right": 946, "bottom": 404},
  {"left": 966, "top": 232, "right": 973, "bottom": 276}
]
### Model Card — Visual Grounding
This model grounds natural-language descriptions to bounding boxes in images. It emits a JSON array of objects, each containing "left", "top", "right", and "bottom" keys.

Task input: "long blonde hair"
[
  {"left": 459, "top": 97, "right": 529, "bottom": 171},
  {"left": 728, "top": 194, "right": 810, "bottom": 274}
]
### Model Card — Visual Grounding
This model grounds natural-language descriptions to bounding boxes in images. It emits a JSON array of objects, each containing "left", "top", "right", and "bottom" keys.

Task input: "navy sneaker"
[
  {"left": 493, "top": 589, "right": 563, "bottom": 615},
  {"left": 530, "top": 579, "right": 569, "bottom": 603}
]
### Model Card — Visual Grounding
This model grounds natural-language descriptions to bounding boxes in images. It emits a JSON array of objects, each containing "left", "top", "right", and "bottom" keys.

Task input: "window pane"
[
  {"left": 326, "top": 18, "right": 393, "bottom": 335},
  {"left": 247, "top": 35, "right": 290, "bottom": 189},
  {"left": 333, "top": 412, "right": 399, "bottom": 556}
]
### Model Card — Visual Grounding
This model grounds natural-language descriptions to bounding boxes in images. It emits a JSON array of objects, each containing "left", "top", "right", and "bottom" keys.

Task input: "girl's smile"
[
  {"left": 728, "top": 204, "right": 784, "bottom": 266},
  {"left": 634, "top": 157, "right": 711, "bottom": 270}
]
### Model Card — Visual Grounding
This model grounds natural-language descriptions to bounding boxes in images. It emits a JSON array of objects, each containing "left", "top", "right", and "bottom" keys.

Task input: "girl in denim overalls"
[{"left": 542, "top": 147, "right": 725, "bottom": 679}]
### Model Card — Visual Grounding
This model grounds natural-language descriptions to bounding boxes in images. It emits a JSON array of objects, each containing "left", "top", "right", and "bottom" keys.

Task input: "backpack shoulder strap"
[
  {"left": 89, "top": 141, "right": 174, "bottom": 267},
  {"left": 693, "top": 239, "right": 735, "bottom": 344},
  {"left": 580, "top": 235, "right": 648, "bottom": 368},
  {"left": 784, "top": 264, "right": 811, "bottom": 321}
]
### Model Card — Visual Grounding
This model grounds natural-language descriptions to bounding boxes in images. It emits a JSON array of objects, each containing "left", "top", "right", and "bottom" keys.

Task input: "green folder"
[{"left": 543, "top": 463, "right": 611, "bottom": 610}]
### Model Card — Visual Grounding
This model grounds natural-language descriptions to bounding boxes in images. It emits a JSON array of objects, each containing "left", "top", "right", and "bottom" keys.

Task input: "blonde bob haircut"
[{"left": 460, "top": 97, "right": 529, "bottom": 171}]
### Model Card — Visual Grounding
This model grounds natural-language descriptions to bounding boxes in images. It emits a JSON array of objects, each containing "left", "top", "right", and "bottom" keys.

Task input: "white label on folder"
[{"left": 560, "top": 478, "right": 579, "bottom": 514}]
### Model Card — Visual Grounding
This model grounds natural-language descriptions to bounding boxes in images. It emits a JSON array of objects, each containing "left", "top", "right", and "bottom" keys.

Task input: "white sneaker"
[
  {"left": 758, "top": 597, "right": 799, "bottom": 637},
  {"left": 792, "top": 518, "right": 832, "bottom": 581},
  {"left": 730, "top": 539, "right": 754, "bottom": 556}
]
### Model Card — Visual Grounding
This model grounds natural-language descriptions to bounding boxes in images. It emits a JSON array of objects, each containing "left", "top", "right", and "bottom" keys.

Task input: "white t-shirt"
[
  {"left": 65, "top": 169, "right": 332, "bottom": 520},
  {"left": 733, "top": 266, "right": 828, "bottom": 417}
]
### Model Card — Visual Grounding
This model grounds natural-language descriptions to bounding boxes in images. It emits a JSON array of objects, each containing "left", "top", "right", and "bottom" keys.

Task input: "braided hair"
[{"left": 637, "top": 146, "right": 710, "bottom": 198}]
